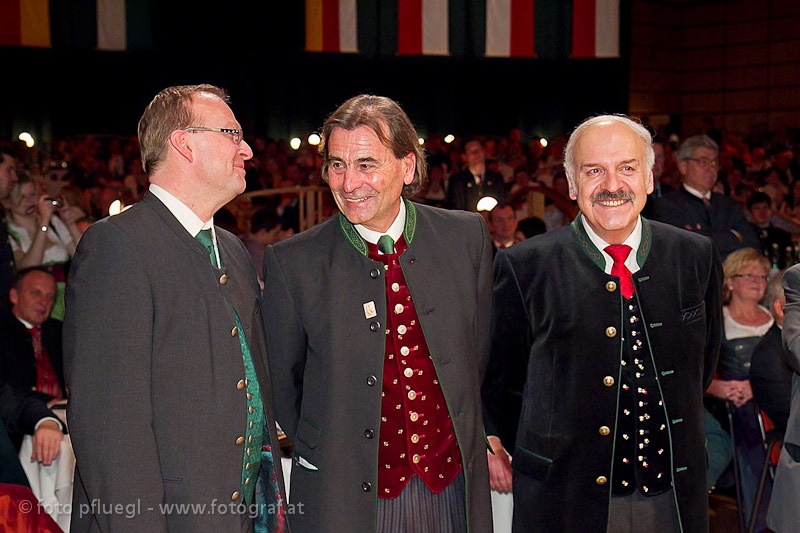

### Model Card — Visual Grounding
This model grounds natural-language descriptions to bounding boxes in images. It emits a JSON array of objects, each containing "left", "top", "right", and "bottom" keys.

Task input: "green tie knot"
[
  {"left": 195, "top": 229, "right": 216, "bottom": 265},
  {"left": 378, "top": 234, "right": 394, "bottom": 254}
]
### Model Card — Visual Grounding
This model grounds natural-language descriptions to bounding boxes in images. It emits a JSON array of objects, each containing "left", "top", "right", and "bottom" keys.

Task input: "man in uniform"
[
  {"left": 263, "top": 94, "right": 492, "bottom": 532},
  {"left": 65, "top": 84, "right": 286, "bottom": 532},
  {"left": 483, "top": 115, "right": 722, "bottom": 532}
]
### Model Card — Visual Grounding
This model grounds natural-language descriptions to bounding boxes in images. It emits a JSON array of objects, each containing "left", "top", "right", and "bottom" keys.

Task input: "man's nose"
[
  {"left": 239, "top": 140, "right": 254, "bottom": 160},
  {"left": 342, "top": 167, "right": 362, "bottom": 193}
]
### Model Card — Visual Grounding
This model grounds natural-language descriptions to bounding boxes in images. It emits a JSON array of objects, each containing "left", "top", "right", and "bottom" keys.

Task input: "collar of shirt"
[
  {"left": 493, "top": 239, "right": 515, "bottom": 249},
  {"left": 683, "top": 183, "right": 711, "bottom": 201},
  {"left": 354, "top": 199, "right": 405, "bottom": 254},
  {"left": 580, "top": 214, "right": 642, "bottom": 275},
  {"left": 15, "top": 316, "right": 35, "bottom": 330},
  {"left": 471, "top": 171, "right": 482, "bottom": 185},
  {"left": 149, "top": 184, "right": 220, "bottom": 265}
]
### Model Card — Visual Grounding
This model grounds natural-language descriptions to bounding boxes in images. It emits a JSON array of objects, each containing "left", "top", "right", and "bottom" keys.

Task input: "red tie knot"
[{"left": 605, "top": 244, "right": 633, "bottom": 263}]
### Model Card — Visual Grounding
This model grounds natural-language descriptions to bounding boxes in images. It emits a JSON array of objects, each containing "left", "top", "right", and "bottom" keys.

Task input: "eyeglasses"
[
  {"left": 684, "top": 157, "right": 718, "bottom": 169},
  {"left": 183, "top": 127, "right": 242, "bottom": 145},
  {"left": 732, "top": 273, "right": 769, "bottom": 282}
]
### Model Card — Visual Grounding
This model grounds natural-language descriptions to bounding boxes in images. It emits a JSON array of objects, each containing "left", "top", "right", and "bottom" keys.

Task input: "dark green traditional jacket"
[
  {"left": 483, "top": 216, "right": 722, "bottom": 533},
  {"left": 263, "top": 200, "right": 493, "bottom": 532}
]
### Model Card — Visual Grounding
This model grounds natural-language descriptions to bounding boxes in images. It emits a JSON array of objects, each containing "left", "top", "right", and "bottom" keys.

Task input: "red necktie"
[
  {"left": 604, "top": 244, "right": 635, "bottom": 300},
  {"left": 31, "top": 326, "right": 63, "bottom": 399}
]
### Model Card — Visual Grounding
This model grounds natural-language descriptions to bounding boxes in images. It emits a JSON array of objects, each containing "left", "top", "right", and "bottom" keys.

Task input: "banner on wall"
[{"left": 0, "top": 0, "right": 153, "bottom": 50}]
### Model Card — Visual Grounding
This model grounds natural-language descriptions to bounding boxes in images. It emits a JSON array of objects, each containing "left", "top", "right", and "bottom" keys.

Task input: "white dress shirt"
[
  {"left": 354, "top": 200, "right": 406, "bottom": 254},
  {"left": 581, "top": 214, "right": 643, "bottom": 275}
]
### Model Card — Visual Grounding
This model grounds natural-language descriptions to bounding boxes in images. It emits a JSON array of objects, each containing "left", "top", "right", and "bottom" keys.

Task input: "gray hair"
[
  {"left": 563, "top": 114, "right": 654, "bottom": 190},
  {"left": 766, "top": 270, "right": 786, "bottom": 306},
  {"left": 675, "top": 134, "right": 718, "bottom": 162}
]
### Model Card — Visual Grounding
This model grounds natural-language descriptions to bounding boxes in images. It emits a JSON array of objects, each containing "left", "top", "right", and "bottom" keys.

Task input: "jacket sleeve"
[
  {"left": 703, "top": 242, "right": 724, "bottom": 390},
  {"left": 482, "top": 250, "right": 531, "bottom": 447},
  {"left": 782, "top": 266, "right": 800, "bottom": 375},
  {"left": 64, "top": 221, "right": 167, "bottom": 532},
  {"left": 262, "top": 245, "right": 307, "bottom": 441},
  {"left": 475, "top": 213, "right": 493, "bottom": 383}
]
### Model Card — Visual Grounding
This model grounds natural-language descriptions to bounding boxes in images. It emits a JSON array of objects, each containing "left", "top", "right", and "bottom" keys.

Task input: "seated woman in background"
[
  {"left": 706, "top": 247, "right": 774, "bottom": 527},
  {"left": 4, "top": 176, "right": 84, "bottom": 320}
]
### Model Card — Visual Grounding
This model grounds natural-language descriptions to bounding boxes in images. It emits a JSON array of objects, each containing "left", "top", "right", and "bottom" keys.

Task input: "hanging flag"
[
  {"left": 485, "top": 0, "right": 534, "bottom": 58},
  {"left": 305, "top": 0, "right": 358, "bottom": 53},
  {"left": 572, "top": 0, "right": 619, "bottom": 58},
  {"left": 0, "top": 0, "right": 152, "bottom": 50},
  {"left": 0, "top": 0, "right": 51, "bottom": 47},
  {"left": 397, "top": 0, "right": 449, "bottom": 56}
]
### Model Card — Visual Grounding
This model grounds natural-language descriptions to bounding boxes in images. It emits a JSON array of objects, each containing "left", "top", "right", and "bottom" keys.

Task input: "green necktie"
[
  {"left": 195, "top": 228, "right": 217, "bottom": 266},
  {"left": 378, "top": 234, "right": 395, "bottom": 254}
]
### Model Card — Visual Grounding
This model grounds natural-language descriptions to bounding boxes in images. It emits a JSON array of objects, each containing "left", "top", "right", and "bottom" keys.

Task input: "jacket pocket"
[
  {"left": 512, "top": 445, "right": 553, "bottom": 481},
  {"left": 296, "top": 417, "right": 321, "bottom": 449},
  {"left": 681, "top": 301, "right": 705, "bottom": 326}
]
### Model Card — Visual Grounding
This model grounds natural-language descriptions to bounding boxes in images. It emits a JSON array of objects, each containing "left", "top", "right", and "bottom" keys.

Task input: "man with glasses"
[
  {"left": 64, "top": 85, "right": 287, "bottom": 532},
  {"left": 653, "top": 134, "right": 758, "bottom": 259}
]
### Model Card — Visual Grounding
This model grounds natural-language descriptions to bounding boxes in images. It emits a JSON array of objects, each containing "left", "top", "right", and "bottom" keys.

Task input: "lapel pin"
[{"left": 364, "top": 301, "right": 377, "bottom": 319}]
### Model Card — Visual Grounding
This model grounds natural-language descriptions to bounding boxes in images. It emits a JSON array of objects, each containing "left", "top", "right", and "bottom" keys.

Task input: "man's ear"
[
  {"left": 9, "top": 288, "right": 18, "bottom": 306},
  {"left": 402, "top": 153, "right": 416, "bottom": 185},
  {"left": 775, "top": 299, "right": 785, "bottom": 321},
  {"left": 169, "top": 130, "right": 193, "bottom": 163}
]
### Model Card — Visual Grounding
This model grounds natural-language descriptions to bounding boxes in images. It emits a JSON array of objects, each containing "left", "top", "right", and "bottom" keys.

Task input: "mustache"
[{"left": 591, "top": 189, "right": 635, "bottom": 204}]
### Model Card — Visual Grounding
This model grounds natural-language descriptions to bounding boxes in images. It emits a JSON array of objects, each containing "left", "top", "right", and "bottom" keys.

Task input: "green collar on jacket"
[
  {"left": 570, "top": 214, "right": 652, "bottom": 271},
  {"left": 338, "top": 198, "right": 417, "bottom": 257}
]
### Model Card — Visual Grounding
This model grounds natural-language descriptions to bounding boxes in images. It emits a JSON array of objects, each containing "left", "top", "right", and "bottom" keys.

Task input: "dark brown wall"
[{"left": 629, "top": 0, "right": 800, "bottom": 136}]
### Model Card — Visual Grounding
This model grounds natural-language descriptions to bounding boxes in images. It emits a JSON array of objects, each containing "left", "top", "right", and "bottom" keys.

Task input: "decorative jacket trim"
[
  {"left": 338, "top": 199, "right": 417, "bottom": 257},
  {"left": 569, "top": 215, "right": 653, "bottom": 270}
]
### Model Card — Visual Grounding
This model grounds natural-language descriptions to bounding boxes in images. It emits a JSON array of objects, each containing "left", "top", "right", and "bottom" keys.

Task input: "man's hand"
[
  {"left": 706, "top": 378, "right": 736, "bottom": 401},
  {"left": 487, "top": 436, "right": 513, "bottom": 493},
  {"left": 31, "top": 420, "right": 62, "bottom": 466}
]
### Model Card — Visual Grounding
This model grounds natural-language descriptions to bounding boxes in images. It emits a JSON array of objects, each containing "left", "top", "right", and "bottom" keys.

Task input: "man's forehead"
[
  {"left": 191, "top": 94, "right": 238, "bottom": 125},
  {"left": 22, "top": 271, "right": 56, "bottom": 288},
  {"left": 329, "top": 125, "right": 392, "bottom": 156}
]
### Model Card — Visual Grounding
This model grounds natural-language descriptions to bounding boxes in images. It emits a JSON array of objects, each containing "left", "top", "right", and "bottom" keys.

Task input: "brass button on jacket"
[
  {"left": 236, "top": 379, "right": 245, "bottom": 390},
  {"left": 605, "top": 326, "right": 617, "bottom": 338},
  {"left": 603, "top": 376, "right": 615, "bottom": 387},
  {"left": 236, "top": 436, "right": 245, "bottom": 445},
  {"left": 599, "top": 426, "right": 610, "bottom": 436},
  {"left": 605, "top": 281, "right": 617, "bottom": 292},
  {"left": 596, "top": 476, "right": 608, "bottom": 485},
  {"left": 231, "top": 326, "right": 239, "bottom": 337},
  {"left": 231, "top": 491, "right": 240, "bottom": 501},
  {"left": 219, "top": 274, "right": 228, "bottom": 285}
]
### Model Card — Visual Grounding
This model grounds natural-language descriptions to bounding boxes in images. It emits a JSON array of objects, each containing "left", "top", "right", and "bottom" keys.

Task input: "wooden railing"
[{"left": 237, "top": 185, "right": 331, "bottom": 232}]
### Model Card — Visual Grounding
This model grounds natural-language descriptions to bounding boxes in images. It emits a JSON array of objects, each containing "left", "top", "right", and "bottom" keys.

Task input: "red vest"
[{"left": 369, "top": 236, "right": 463, "bottom": 499}]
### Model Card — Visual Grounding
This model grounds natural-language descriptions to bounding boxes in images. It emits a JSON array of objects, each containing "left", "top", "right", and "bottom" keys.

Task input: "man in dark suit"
[
  {"left": 64, "top": 85, "right": 286, "bottom": 532},
  {"left": 769, "top": 265, "right": 800, "bottom": 531},
  {"left": 652, "top": 134, "right": 758, "bottom": 259},
  {"left": 748, "top": 191, "right": 793, "bottom": 268},
  {"left": 263, "top": 95, "right": 492, "bottom": 532},
  {"left": 750, "top": 272, "right": 792, "bottom": 432},
  {"left": 446, "top": 138, "right": 507, "bottom": 211},
  {"left": 0, "top": 151, "right": 19, "bottom": 316},
  {"left": 0, "top": 267, "right": 65, "bottom": 407},
  {"left": 483, "top": 115, "right": 722, "bottom": 532}
]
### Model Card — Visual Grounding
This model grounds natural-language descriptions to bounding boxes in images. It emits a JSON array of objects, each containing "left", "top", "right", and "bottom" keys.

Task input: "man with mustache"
[
  {"left": 262, "top": 94, "right": 493, "bottom": 532},
  {"left": 483, "top": 115, "right": 722, "bottom": 532}
]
